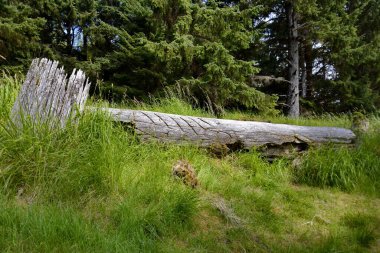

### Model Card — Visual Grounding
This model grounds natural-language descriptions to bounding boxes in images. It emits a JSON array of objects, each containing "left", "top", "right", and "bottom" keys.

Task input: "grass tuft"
[
  {"left": 0, "top": 72, "right": 21, "bottom": 121},
  {"left": 293, "top": 127, "right": 380, "bottom": 196},
  {"left": 342, "top": 212, "right": 379, "bottom": 248}
]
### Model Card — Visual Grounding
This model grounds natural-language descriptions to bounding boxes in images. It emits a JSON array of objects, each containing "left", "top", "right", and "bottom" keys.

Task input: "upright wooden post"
[{"left": 11, "top": 58, "right": 91, "bottom": 128}]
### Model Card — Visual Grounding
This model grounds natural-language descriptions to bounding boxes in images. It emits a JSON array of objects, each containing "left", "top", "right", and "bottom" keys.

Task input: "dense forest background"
[{"left": 1, "top": 0, "right": 379, "bottom": 115}]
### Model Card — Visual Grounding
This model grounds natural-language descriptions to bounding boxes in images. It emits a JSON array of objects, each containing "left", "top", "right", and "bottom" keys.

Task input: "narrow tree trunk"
[
  {"left": 66, "top": 25, "right": 73, "bottom": 54},
  {"left": 300, "top": 46, "right": 307, "bottom": 98},
  {"left": 83, "top": 33, "right": 88, "bottom": 60},
  {"left": 286, "top": 1, "right": 300, "bottom": 117},
  {"left": 304, "top": 39, "right": 313, "bottom": 97},
  {"left": 301, "top": 70, "right": 306, "bottom": 98}
]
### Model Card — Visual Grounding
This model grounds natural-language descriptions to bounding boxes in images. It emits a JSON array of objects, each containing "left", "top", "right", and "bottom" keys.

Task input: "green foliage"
[
  {"left": 0, "top": 72, "right": 21, "bottom": 121},
  {"left": 254, "top": 0, "right": 380, "bottom": 113},
  {"left": 0, "top": 1, "right": 46, "bottom": 70},
  {"left": 0, "top": 75, "right": 200, "bottom": 251},
  {"left": 1, "top": 48, "right": 380, "bottom": 253},
  {"left": 1, "top": 0, "right": 379, "bottom": 114},
  {"left": 0, "top": 0, "right": 277, "bottom": 114},
  {"left": 127, "top": 97, "right": 212, "bottom": 117},
  {"left": 0, "top": 204, "right": 123, "bottom": 252},
  {"left": 112, "top": 1, "right": 276, "bottom": 113},
  {"left": 342, "top": 212, "right": 379, "bottom": 248},
  {"left": 303, "top": 0, "right": 380, "bottom": 112},
  {"left": 293, "top": 128, "right": 380, "bottom": 195}
]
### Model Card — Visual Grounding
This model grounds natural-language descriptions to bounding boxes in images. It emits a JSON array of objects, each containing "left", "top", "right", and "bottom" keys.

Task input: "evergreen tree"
[
  {"left": 300, "top": 0, "right": 380, "bottom": 112},
  {"left": 97, "top": 0, "right": 278, "bottom": 114},
  {"left": 0, "top": 0, "right": 46, "bottom": 70},
  {"left": 1, "top": 0, "right": 378, "bottom": 114},
  {"left": 251, "top": 0, "right": 380, "bottom": 113}
]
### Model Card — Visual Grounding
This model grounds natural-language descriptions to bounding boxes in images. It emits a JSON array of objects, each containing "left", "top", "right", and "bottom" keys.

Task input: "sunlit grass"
[
  {"left": 0, "top": 72, "right": 21, "bottom": 122},
  {"left": 0, "top": 73, "right": 379, "bottom": 252}
]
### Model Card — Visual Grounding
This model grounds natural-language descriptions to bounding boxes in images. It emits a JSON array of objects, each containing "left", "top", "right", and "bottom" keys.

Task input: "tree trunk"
[
  {"left": 94, "top": 107, "right": 356, "bottom": 149},
  {"left": 286, "top": 1, "right": 300, "bottom": 117},
  {"left": 299, "top": 37, "right": 307, "bottom": 98},
  {"left": 300, "top": 50, "right": 307, "bottom": 98},
  {"left": 83, "top": 32, "right": 88, "bottom": 60},
  {"left": 66, "top": 26, "right": 73, "bottom": 54},
  {"left": 304, "top": 39, "right": 313, "bottom": 97}
]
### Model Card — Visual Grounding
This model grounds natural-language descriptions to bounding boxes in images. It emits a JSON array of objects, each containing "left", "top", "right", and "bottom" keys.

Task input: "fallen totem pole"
[
  {"left": 12, "top": 58, "right": 356, "bottom": 153},
  {"left": 94, "top": 107, "right": 356, "bottom": 151}
]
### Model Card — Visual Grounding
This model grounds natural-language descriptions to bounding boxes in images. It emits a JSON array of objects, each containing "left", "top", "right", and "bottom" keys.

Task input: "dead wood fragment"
[{"left": 11, "top": 58, "right": 90, "bottom": 129}]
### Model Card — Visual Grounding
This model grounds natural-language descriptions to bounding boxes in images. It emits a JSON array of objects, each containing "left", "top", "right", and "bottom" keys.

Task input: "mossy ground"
[{"left": 1, "top": 74, "right": 379, "bottom": 252}]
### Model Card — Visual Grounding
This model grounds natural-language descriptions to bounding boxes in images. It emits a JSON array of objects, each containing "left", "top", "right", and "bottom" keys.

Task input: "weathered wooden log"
[
  {"left": 12, "top": 58, "right": 91, "bottom": 128},
  {"left": 94, "top": 107, "right": 356, "bottom": 149}
]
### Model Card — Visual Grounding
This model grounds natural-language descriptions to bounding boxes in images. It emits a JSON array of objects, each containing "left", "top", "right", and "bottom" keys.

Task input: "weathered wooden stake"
[{"left": 12, "top": 58, "right": 91, "bottom": 128}]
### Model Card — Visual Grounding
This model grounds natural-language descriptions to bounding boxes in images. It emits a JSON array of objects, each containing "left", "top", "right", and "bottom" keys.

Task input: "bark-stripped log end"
[{"left": 11, "top": 58, "right": 91, "bottom": 130}]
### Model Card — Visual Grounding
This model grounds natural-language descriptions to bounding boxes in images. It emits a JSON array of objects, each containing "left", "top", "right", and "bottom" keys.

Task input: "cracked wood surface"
[
  {"left": 12, "top": 58, "right": 91, "bottom": 128},
  {"left": 95, "top": 107, "right": 356, "bottom": 148}
]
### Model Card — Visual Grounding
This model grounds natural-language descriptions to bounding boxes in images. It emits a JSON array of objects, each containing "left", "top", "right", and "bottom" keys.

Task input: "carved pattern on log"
[
  {"left": 12, "top": 58, "right": 91, "bottom": 128},
  {"left": 94, "top": 107, "right": 356, "bottom": 148}
]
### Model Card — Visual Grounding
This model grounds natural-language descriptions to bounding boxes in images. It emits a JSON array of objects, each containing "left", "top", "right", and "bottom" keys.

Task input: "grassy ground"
[{"left": 1, "top": 74, "right": 379, "bottom": 252}]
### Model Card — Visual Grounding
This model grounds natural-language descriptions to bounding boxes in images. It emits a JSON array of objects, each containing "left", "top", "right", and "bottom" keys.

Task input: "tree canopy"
[{"left": 1, "top": 0, "right": 379, "bottom": 115}]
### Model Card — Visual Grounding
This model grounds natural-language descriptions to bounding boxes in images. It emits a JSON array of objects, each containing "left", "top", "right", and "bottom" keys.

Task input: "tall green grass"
[
  {"left": 127, "top": 97, "right": 211, "bottom": 117},
  {"left": 293, "top": 123, "right": 380, "bottom": 196},
  {"left": 223, "top": 110, "right": 352, "bottom": 127},
  {"left": 0, "top": 72, "right": 21, "bottom": 121},
  {"left": 0, "top": 73, "right": 379, "bottom": 252},
  {"left": 0, "top": 75, "right": 199, "bottom": 251},
  {"left": 342, "top": 212, "right": 379, "bottom": 248}
]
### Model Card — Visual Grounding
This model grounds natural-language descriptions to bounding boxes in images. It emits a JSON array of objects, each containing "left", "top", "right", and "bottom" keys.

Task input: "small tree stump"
[{"left": 11, "top": 58, "right": 91, "bottom": 128}]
